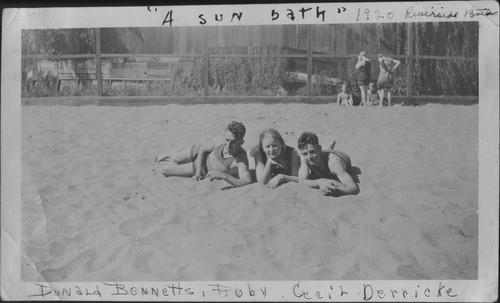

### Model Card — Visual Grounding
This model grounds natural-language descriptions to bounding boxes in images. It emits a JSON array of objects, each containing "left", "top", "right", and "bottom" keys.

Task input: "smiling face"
[
  {"left": 261, "top": 136, "right": 284, "bottom": 160},
  {"left": 222, "top": 130, "right": 244, "bottom": 156},
  {"left": 299, "top": 143, "right": 322, "bottom": 166}
]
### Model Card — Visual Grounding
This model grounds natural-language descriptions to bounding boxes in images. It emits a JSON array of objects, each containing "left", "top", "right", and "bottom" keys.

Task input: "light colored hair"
[{"left": 259, "top": 128, "right": 285, "bottom": 146}]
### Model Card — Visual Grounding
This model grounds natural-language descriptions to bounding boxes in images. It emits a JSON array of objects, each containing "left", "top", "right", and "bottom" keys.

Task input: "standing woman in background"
[
  {"left": 376, "top": 53, "right": 401, "bottom": 107},
  {"left": 355, "top": 51, "right": 371, "bottom": 106}
]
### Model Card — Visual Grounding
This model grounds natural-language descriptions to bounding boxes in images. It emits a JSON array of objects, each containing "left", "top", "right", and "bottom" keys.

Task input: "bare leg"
[
  {"left": 359, "top": 85, "right": 367, "bottom": 106},
  {"left": 378, "top": 88, "right": 385, "bottom": 107},
  {"left": 321, "top": 140, "right": 337, "bottom": 153},
  {"left": 159, "top": 162, "right": 194, "bottom": 177},
  {"left": 387, "top": 89, "right": 392, "bottom": 106},
  {"left": 156, "top": 147, "right": 192, "bottom": 164}
]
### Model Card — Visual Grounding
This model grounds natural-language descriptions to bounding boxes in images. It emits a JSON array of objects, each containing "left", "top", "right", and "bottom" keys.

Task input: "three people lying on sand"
[{"left": 156, "top": 121, "right": 359, "bottom": 197}]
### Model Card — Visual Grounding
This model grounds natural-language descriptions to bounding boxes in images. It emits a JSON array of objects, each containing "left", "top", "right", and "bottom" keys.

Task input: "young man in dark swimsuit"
[{"left": 297, "top": 132, "right": 359, "bottom": 197}]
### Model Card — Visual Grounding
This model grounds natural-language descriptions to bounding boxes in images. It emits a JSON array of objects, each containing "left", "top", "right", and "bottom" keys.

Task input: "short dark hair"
[
  {"left": 298, "top": 132, "right": 319, "bottom": 150},
  {"left": 227, "top": 121, "right": 246, "bottom": 139}
]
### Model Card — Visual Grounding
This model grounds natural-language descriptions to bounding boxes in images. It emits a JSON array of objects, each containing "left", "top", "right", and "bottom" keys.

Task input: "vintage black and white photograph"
[{"left": 2, "top": 2, "right": 499, "bottom": 301}]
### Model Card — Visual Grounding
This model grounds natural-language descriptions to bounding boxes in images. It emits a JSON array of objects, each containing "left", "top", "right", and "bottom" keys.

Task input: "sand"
[{"left": 21, "top": 102, "right": 478, "bottom": 282}]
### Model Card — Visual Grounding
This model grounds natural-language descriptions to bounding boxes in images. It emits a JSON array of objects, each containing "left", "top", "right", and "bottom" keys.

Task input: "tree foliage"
[
  {"left": 375, "top": 22, "right": 478, "bottom": 96},
  {"left": 21, "top": 28, "right": 143, "bottom": 55}
]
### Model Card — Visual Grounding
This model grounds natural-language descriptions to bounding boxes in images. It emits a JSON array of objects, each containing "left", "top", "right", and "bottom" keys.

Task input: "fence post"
[
  {"left": 307, "top": 24, "right": 312, "bottom": 97},
  {"left": 203, "top": 31, "right": 209, "bottom": 97},
  {"left": 96, "top": 28, "right": 103, "bottom": 97},
  {"left": 406, "top": 23, "right": 414, "bottom": 97}
]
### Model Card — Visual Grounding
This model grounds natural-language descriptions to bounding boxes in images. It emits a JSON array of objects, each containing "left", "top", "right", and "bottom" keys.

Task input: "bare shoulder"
[{"left": 327, "top": 152, "right": 347, "bottom": 172}]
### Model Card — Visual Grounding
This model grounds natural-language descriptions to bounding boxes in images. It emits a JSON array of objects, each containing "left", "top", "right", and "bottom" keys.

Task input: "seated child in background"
[
  {"left": 249, "top": 128, "right": 300, "bottom": 189},
  {"left": 297, "top": 132, "right": 359, "bottom": 197},
  {"left": 337, "top": 83, "right": 353, "bottom": 106},
  {"left": 367, "top": 81, "right": 380, "bottom": 106},
  {"left": 155, "top": 121, "right": 252, "bottom": 188}
]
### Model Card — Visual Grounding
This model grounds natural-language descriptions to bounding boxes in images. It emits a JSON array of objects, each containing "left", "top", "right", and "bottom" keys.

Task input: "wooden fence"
[{"left": 22, "top": 24, "right": 478, "bottom": 98}]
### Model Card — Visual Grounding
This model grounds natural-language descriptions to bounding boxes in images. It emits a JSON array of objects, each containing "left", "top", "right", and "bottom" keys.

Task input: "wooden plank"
[
  {"left": 329, "top": 24, "right": 335, "bottom": 54},
  {"left": 359, "top": 24, "right": 364, "bottom": 52},
  {"left": 307, "top": 24, "right": 312, "bottom": 97},
  {"left": 203, "top": 32, "right": 209, "bottom": 97},
  {"left": 297, "top": 24, "right": 307, "bottom": 50},
  {"left": 96, "top": 28, "right": 102, "bottom": 96},
  {"left": 217, "top": 26, "right": 225, "bottom": 47},
  {"left": 407, "top": 22, "right": 414, "bottom": 96},
  {"left": 369, "top": 24, "right": 377, "bottom": 55},
  {"left": 179, "top": 27, "right": 187, "bottom": 54}
]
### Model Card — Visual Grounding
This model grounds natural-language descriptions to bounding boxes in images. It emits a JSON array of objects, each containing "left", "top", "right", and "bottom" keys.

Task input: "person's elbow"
[
  {"left": 347, "top": 184, "right": 360, "bottom": 195},
  {"left": 298, "top": 176, "right": 309, "bottom": 185},
  {"left": 256, "top": 175, "right": 266, "bottom": 185},
  {"left": 236, "top": 171, "right": 253, "bottom": 187}
]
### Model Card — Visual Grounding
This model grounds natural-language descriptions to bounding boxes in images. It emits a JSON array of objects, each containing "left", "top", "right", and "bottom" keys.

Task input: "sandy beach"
[{"left": 21, "top": 102, "right": 478, "bottom": 282}]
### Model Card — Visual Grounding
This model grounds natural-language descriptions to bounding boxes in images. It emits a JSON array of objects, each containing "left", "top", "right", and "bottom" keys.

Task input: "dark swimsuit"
[
  {"left": 357, "top": 60, "right": 372, "bottom": 86},
  {"left": 308, "top": 151, "right": 351, "bottom": 180}
]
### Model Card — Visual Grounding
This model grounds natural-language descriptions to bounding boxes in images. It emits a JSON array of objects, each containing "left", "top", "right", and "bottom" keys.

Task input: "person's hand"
[
  {"left": 317, "top": 179, "right": 338, "bottom": 195},
  {"left": 267, "top": 174, "right": 284, "bottom": 189},
  {"left": 206, "top": 170, "right": 227, "bottom": 181},
  {"left": 268, "top": 157, "right": 288, "bottom": 170},
  {"left": 191, "top": 171, "right": 203, "bottom": 181}
]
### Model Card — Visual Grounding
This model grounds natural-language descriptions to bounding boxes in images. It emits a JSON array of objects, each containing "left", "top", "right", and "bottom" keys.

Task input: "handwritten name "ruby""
[{"left": 405, "top": 6, "right": 458, "bottom": 19}]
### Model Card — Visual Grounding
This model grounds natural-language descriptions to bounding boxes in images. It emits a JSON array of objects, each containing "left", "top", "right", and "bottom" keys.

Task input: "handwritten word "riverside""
[{"left": 405, "top": 6, "right": 458, "bottom": 19}]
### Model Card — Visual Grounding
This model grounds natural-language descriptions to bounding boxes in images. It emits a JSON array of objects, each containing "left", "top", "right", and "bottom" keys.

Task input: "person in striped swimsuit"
[{"left": 156, "top": 121, "right": 252, "bottom": 188}]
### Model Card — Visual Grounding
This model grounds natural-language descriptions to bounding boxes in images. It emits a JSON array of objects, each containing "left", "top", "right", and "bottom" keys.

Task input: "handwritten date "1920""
[{"left": 356, "top": 8, "right": 394, "bottom": 21}]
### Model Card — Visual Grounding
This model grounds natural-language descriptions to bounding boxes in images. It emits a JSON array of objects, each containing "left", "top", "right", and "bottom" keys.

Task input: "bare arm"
[
  {"left": 255, "top": 152, "right": 274, "bottom": 185},
  {"left": 355, "top": 59, "right": 364, "bottom": 69},
  {"left": 206, "top": 153, "right": 253, "bottom": 187},
  {"left": 226, "top": 154, "right": 253, "bottom": 187},
  {"left": 391, "top": 58, "right": 401, "bottom": 72},
  {"left": 327, "top": 154, "right": 359, "bottom": 196}
]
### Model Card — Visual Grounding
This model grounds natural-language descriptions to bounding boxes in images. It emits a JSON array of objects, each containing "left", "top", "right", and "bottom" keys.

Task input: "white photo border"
[{"left": 2, "top": 1, "right": 498, "bottom": 301}]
